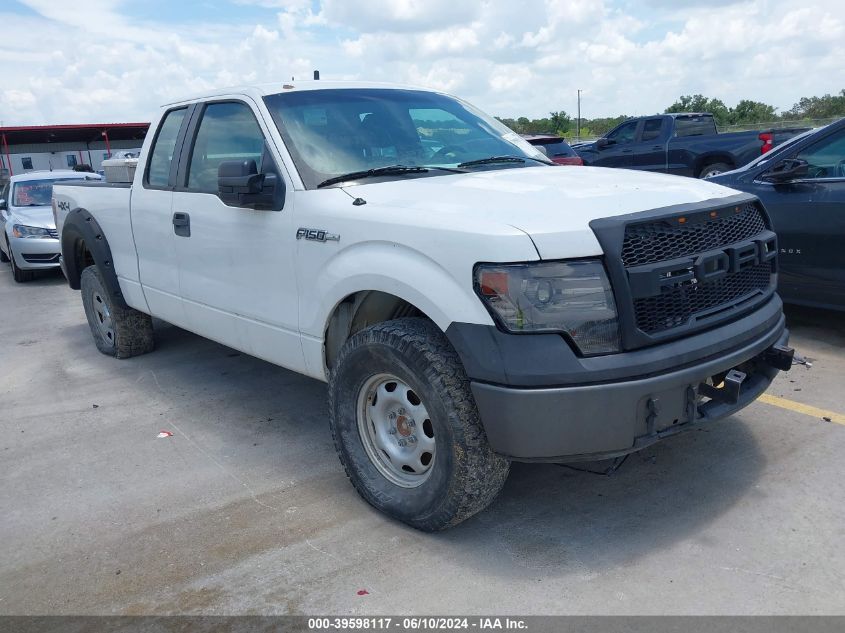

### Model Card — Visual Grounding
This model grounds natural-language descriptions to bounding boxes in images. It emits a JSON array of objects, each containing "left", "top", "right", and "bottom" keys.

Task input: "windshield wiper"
[
  {"left": 457, "top": 155, "right": 550, "bottom": 169},
  {"left": 317, "top": 165, "right": 428, "bottom": 188}
]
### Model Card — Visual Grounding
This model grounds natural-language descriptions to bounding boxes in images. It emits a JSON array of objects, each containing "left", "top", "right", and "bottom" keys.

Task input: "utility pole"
[{"left": 576, "top": 89, "right": 582, "bottom": 141}]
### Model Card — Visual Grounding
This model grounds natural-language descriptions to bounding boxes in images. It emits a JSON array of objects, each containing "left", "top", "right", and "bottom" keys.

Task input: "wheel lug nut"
[
  {"left": 388, "top": 427, "right": 397, "bottom": 435},
  {"left": 397, "top": 439, "right": 407, "bottom": 447},
  {"left": 407, "top": 435, "right": 417, "bottom": 444},
  {"left": 398, "top": 407, "right": 406, "bottom": 415},
  {"left": 407, "top": 419, "right": 416, "bottom": 427},
  {"left": 388, "top": 412, "right": 397, "bottom": 420}
]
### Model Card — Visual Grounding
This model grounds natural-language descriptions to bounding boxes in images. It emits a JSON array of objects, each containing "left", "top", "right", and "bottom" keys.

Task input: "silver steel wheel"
[
  {"left": 702, "top": 167, "right": 725, "bottom": 178},
  {"left": 357, "top": 373, "right": 436, "bottom": 488},
  {"left": 91, "top": 289, "right": 115, "bottom": 348}
]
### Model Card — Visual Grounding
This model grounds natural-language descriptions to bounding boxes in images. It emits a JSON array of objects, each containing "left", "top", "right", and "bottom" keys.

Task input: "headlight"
[
  {"left": 474, "top": 259, "right": 621, "bottom": 354},
  {"left": 12, "top": 224, "right": 52, "bottom": 239}
]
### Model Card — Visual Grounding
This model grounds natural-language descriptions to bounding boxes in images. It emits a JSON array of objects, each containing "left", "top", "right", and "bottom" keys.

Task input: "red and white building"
[{"left": 0, "top": 122, "right": 149, "bottom": 180}]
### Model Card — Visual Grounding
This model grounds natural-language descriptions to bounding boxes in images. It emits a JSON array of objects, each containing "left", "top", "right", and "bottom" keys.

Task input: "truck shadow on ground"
[
  {"left": 137, "top": 319, "right": 767, "bottom": 579},
  {"left": 784, "top": 304, "right": 845, "bottom": 347}
]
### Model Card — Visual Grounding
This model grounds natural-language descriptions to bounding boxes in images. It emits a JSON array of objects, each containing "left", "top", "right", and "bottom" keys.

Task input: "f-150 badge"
[{"left": 296, "top": 228, "right": 340, "bottom": 242}]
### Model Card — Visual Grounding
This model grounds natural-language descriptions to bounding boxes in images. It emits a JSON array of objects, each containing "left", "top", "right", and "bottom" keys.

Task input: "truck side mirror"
[
  {"left": 595, "top": 138, "right": 610, "bottom": 149},
  {"left": 762, "top": 158, "right": 809, "bottom": 183},
  {"left": 217, "top": 159, "right": 283, "bottom": 210}
]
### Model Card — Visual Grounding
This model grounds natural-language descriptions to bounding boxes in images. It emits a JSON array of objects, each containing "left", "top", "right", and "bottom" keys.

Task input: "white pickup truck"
[{"left": 53, "top": 81, "right": 794, "bottom": 530}]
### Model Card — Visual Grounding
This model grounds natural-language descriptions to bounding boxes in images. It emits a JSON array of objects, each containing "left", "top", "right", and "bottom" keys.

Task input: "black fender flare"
[{"left": 61, "top": 208, "right": 128, "bottom": 309}]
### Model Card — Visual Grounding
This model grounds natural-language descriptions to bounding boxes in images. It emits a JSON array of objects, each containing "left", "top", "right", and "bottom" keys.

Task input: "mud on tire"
[
  {"left": 80, "top": 265, "right": 154, "bottom": 358},
  {"left": 328, "top": 317, "right": 510, "bottom": 531}
]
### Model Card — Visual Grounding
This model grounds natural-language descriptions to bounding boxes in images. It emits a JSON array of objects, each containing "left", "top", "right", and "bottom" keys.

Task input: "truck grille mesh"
[
  {"left": 633, "top": 262, "right": 772, "bottom": 334},
  {"left": 619, "top": 202, "right": 774, "bottom": 336},
  {"left": 621, "top": 203, "right": 766, "bottom": 268}
]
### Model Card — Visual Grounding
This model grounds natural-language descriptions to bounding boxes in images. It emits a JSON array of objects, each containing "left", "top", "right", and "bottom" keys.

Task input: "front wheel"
[
  {"left": 8, "top": 237, "right": 35, "bottom": 283},
  {"left": 328, "top": 318, "right": 510, "bottom": 531},
  {"left": 80, "top": 265, "right": 155, "bottom": 358}
]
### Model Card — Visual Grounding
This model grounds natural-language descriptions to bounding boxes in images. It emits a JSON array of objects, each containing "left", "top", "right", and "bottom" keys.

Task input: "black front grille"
[
  {"left": 622, "top": 202, "right": 766, "bottom": 267},
  {"left": 633, "top": 262, "right": 772, "bottom": 334}
]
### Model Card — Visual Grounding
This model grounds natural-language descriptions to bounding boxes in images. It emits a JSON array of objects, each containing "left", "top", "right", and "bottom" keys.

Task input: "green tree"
[
  {"left": 785, "top": 90, "right": 845, "bottom": 119},
  {"left": 729, "top": 100, "right": 778, "bottom": 124},
  {"left": 549, "top": 111, "right": 571, "bottom": 135}
]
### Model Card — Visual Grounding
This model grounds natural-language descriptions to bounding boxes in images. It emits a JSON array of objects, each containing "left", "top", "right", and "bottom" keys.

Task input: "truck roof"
[{"left": 163, "top": 80, "right": 437, "bottom": 107}]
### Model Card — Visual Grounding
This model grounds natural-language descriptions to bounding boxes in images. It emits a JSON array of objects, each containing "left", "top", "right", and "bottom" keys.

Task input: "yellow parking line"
[{"left": 758, "top": 394, "right": 845, "bottom": 425}]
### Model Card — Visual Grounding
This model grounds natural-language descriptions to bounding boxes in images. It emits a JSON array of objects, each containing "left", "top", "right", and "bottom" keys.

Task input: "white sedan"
[{"left": 0, "top": 170, "right": 100, "bottom": 282}]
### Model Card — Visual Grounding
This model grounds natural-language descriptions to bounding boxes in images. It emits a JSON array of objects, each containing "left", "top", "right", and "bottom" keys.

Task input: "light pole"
[
  {"left": 101, "top": 130, "right": 111, "bottom": 159},
  {"left": 576, "top": 89, "right": 582, "bottom": 141}
]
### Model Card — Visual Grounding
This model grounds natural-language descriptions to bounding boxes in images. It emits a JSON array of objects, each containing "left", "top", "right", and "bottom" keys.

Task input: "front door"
[
  {"left": 170, "top": 99, "right": 304, "bottom": 372},
  {"left": 592, "top": 119, "right": 638, "bottom": 169}
]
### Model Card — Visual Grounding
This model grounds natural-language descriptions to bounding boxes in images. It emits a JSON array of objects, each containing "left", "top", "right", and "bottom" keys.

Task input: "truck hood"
[
  {"left": 343, "top": 166, "right": 740, "bottom": 259},
  {"left": 10, "top": 205, "right": 55, "bottom": 229}
]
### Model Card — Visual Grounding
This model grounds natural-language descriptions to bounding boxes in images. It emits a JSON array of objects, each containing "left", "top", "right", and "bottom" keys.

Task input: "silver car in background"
[{"left": 0, "top": 170, "right": 100, "bottom": 282}]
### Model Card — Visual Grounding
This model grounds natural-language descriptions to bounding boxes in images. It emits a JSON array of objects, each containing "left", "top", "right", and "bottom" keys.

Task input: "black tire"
[
  {"left": 328, "top": 317, "right": 509, "bottom": 531},
  {"left": 80, "top": 265, "right": 155, "bottom": 358},
  {"left": 8, "top": 237, "right": 35, "bottom": 283},
  {"left": 0, "top": 241, "right": 9, "bottom": 263},
  {"left": 699, "top": 162, "right": 732, "bottom": 178}
]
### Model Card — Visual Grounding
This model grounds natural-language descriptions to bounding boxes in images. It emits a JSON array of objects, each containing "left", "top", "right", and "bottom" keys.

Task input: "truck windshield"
[
  {"left": 12, "top": 178, "right": 86, "bottom": 207},
  {"left": 263, "top": 88, "right": 549, "bottom": 189}
]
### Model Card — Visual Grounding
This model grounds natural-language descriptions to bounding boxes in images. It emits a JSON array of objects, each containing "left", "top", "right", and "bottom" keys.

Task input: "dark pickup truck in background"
[{"left": 574, "top": 113, "right": 807, "bottom": 179}]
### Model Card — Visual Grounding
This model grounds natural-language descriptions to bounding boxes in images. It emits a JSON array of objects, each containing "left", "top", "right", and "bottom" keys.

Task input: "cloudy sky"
[{"left": 0, "top": 0, "right": 842, "bottom": 126}]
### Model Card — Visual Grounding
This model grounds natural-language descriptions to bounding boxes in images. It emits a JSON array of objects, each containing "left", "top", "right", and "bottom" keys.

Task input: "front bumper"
[
  {"left": 9, "top": 236, "right": 61, "bottom": 270},
  {"left": 448, "top": 296, "right": 789, "bottom": 462}
]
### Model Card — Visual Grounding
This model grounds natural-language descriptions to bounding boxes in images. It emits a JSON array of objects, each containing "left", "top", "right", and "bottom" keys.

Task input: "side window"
[
  {"left": 21, "top": 157, "right": 33, "bottom": 170},
  {"left": 641, "top": 119, "right": 663, "bottom": 142},
  {"left": 607, "top": 121, "right": 637, "bottom": 144},
  {"left": 795, "top": 129, "right": 845, "bottom": 179},
  {"left": 187, "top": 102, "right": 265, "bottom": 193},
  {"left": 674, "top": 116, "right": 717, "bottom": 137},
  {"left": 146, "top": 108, "right": 188, "bottom": 188},
  {"left": 66, "top": 154, "right": 78, "bottom": 168}
]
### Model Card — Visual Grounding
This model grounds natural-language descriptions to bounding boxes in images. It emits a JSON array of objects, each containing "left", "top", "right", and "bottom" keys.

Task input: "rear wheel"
[
  {"left": 329, "top": 317, "right": 509, "bottom": 531},
  {"left": 699, "top": 162, "right": 732, "bottom": 178},
  {"left": 80, "top": 265, "right": 154, "bottom": 358}
]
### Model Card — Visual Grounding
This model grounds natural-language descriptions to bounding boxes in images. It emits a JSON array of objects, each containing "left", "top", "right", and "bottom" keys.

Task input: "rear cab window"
[
  {"left": 145, "top": 107, "right": 188, "bottom": 188},
  {"left": 674, "top": 116, "right": 717, "bottom": 138}
]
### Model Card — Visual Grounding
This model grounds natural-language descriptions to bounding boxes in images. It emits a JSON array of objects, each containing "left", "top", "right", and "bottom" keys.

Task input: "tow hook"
[
  {"left": 765, "top": 344, "right": 795, "bottom": 371},
  {"left": 699, "top": 369, "right": 746, "bottom": 405}
]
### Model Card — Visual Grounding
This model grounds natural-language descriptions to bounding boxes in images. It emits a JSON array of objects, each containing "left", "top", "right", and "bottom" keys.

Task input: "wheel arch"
[
  {"left": 61, "top": 208, "right": 127, "bottom": 308},
  {"left": 324, "top": 290, "right": 434, "bottom": 371}
]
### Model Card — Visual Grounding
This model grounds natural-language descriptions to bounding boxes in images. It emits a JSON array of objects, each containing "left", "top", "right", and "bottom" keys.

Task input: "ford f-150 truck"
[
  {"left": 575, "top": 113, "right": 807, "bottom": 179},
  {"left": 53, "top": 82, "right": 794, "bottom": 530}
]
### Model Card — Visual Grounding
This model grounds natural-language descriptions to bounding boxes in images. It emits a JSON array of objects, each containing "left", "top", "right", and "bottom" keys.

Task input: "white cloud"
[{"left": 0, "top": 0, "right": 842, "bottom": 126}]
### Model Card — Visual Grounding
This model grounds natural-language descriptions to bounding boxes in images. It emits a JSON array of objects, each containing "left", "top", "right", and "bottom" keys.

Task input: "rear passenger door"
[
  {"left": 170, "top": 99, "right": 304, "bottom": 371},
  {"left": 132, "top": 106, "right": 192, "bottom": 326}
]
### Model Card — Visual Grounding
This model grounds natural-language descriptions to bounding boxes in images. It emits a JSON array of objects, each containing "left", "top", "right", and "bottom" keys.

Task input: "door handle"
[
  {"left": 172, "top": 212, "right": 191, "bottom": 237},
  {"left": 622, "top": 149, "right": 633, "bottom": 153}
]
